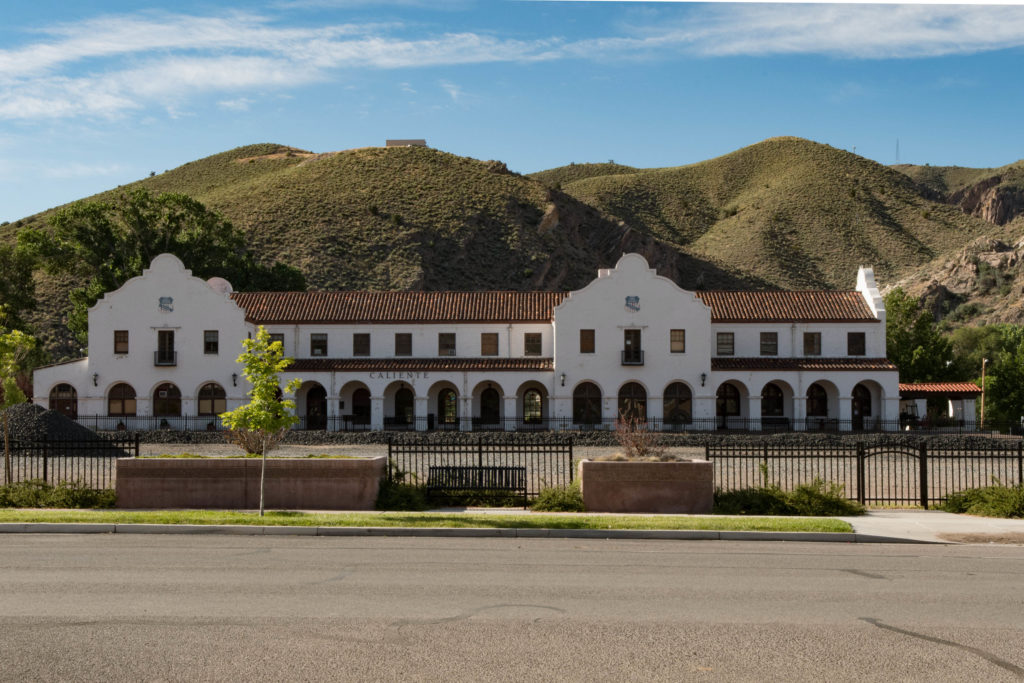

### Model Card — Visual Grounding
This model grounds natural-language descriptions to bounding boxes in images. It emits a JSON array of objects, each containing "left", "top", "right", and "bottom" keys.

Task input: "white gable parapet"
[{"left": 856, "top": 265, "right": 886, "bottom": 355}]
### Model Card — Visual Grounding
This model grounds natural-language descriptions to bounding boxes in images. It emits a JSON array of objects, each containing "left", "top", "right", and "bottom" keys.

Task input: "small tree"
[
  {"left": 219, "top": 327, "right": 301, "bottom": 516},
  {"left": 613, "top": 414, "right": 669, "bottom": 461},
  {"left": 1, "top": 323, "right": 36, "bottom": 484}
]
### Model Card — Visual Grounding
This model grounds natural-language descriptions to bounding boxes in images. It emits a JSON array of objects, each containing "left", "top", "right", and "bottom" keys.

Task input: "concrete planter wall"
[
  {"left": 116, "top": 456, "right": 386, "bottom": 510},
  {"left": 577, "top": 459, "right": 714, "bottom": 514}
]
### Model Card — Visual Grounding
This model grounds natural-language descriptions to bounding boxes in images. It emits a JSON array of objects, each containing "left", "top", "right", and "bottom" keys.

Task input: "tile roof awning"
[
  {"left": 231, "top": 291, "right": 568, "bottom": 324},
  {"left": 286, "top": 357, "right": 554, "bottom": 373},
  {"left": 899, "top": 382, "right": 982, "bottom": 398},
  {"left": 712, "top": 357, "right": 897, "bottom": 372},
  {"left": 694, "top": 291, "right": 878, "bottom": 323}
]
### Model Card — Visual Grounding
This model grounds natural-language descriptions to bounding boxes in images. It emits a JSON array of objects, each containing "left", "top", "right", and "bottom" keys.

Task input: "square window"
[
  {"left": 353, "top": 333, "right": 370, "bottom": 357},
  {"left": 269, "top": 333, "right": 285, "bottom": 350},
  {"left": 579, "top": 329, "right": 595, "bottom": 354},
  {"left": 481, "top": 333, "right": 499, "bottom": 356},
  {"left": 310, "top": 333, "right": 328, "bottom": 357},
  {"left": 716, "top": 332, "right": 735, "bottom": 356},
  {"left": 438, "top": 333, "right": 456, "bottom": 356},
  {"left": 803, "top": 332, "right": 822, "bottom": 356},
  {"left": 670, "top": 329, "right": 686, "bottom": 353},
  {"left": 114, "top": 330, "right": 129, "bottom": 355},
  {"left": 524, "top": 333, "right": 542, "bottom": 356},
  {"left": 760, "top": 332, "right": 778, "bottom": 356},
  {"left": 204, "top": 330, "right": 219, "bottom": 355},
  {"left": 395, "top": 333, "right": 412, "bottom": 357},
  {"left": 848, "top": 332, "right": 866, "bottom": 356}
]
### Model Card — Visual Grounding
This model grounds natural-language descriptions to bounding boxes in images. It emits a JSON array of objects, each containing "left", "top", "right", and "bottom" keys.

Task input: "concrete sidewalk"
[{"left": 840, "top": 509, "right": 1024, "bottom": 544}]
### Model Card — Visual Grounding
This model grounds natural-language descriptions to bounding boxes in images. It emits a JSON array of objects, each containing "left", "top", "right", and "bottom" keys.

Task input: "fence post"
[
  {"left": 1018, "top": 441, "right": 1023, "bottom": 487},
  {"left": 42, "top": 439, "right": 49, "bottom": 484},
  {"left": 387, "top": 437, "right": 393, "bottom": 481},
  {"left": 856, "top": 442, "right": 865, "bottom": 505},
  {"left": 478, "top": 437, "right": 483, "bottom": 469},
  {"left": 568, "top": 438, "right": 574, "bottom": 483},
  {"left": 919, "top": 443, "right": 929, "bottom": 509}
]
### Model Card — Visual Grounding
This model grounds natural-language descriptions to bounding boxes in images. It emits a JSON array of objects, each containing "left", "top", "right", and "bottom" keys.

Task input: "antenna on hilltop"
[{"left": 895, "top": 138, "right": 900, "bottom": 164}]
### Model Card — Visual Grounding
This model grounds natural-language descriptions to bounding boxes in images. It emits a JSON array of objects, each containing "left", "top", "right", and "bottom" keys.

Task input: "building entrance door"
[{"left": 307, "top": 385, "right": 327, "bottom": 430}]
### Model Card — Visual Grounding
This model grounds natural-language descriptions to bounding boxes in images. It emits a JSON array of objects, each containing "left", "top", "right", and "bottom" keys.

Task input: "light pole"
[{"left": 981, "top": 357, "right": 988, "bottom": 429}]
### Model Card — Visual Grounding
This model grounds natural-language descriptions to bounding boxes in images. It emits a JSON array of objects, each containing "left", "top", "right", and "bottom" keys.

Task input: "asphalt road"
[{"left": 2, "top": 536, "right": 1023, "bottom": 682}]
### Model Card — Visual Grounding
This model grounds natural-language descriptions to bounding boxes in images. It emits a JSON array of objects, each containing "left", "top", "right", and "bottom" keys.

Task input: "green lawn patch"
[{"left": 0, "top": 508, "right": 851, "bottom": 532}]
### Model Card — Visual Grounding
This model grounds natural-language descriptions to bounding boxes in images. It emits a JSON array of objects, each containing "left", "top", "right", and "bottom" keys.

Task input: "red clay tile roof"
[
  {"left": 232, "top": 289, "right": 878, "bottom": 324},
  {"left": 899, "top": 382, "right": 982, "bottom": 397},
  {"left": 695, "top": 291, "right": 877, "bottom": 323},
  {"left": 231, "top": 291, "right": 569, "bottom": 324},
  {"left": 713, "top": 358, "right": 897, "bottom": 372},
  {"left": 288, "top": 357, "right": 554, "bottom": 372}
]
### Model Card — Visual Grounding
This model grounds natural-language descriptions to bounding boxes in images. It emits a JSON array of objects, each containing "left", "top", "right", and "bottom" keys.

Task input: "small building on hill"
[
  {"left": 898, "top": 382, "right": 982, "bottom": 430},
  {"left": 33, "top": 253, "right": 902, "bottom": 432},
  {"left": 385, "top": 139, "right": 427, "bottom": 148}
]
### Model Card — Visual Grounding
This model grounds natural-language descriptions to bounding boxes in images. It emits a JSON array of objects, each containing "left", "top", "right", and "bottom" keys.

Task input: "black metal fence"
[
  {"left": 387, "top": 438, "right": 574, "bottom": 499},
  {"left": 3, "top": 437, "right": 139, "bottom": 490},
  {"left": 707, "top": 442, "right": 1024, "bottom": 508}
]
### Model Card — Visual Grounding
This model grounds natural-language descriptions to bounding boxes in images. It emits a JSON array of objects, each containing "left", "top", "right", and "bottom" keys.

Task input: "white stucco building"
[{"left": 34, "top": 252, "right": 902, "bottom": 432}]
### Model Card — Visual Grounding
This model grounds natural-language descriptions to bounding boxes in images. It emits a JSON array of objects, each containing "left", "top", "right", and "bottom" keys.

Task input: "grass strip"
[{"left": 0, "top": 509, "right": 851, "bottom": 533}]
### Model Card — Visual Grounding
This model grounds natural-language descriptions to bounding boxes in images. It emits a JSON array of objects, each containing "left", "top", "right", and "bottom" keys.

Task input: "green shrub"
[
  {"left": 531, "top": 481, "right": 584, "bottom": 512},
  {"left": 375, "top": 467, "right": 428, "bottom": 511},
  {"left": 714, "top": 479, "right": 864, "bottom": 516},
  {"left": 941, "top": 482, "right": 1024, "bottom": 518},
  {"left": 0, "top": 480, "right": 116, "bottom": 508}
]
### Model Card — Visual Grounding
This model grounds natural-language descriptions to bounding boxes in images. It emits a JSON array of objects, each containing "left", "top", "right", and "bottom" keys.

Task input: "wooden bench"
[{"left": 426, "top": 465, "right": 528, "bottom": 508}]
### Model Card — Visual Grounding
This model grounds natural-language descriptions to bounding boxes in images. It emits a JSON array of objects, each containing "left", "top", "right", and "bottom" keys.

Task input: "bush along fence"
[
  {"left": 707, "top": 442, "right": 1024, "bottom": 508},
  {"left": 4, "top": 436, "right": 139, "bottom": 490},
  {"left": 387, "top": 438, "right": 575, "bottom": 501}
]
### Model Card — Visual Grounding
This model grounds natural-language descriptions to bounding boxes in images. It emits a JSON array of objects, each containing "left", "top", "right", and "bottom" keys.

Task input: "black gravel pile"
[{"left": 1, "top": 403, "right": 104, "bottom": 443}]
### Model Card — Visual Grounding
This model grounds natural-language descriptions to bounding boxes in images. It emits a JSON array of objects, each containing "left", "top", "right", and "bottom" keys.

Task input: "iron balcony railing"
[
  {"left": 153, "top": 351, "right": 177, "bottom": 366},
  {"left": 621, "top": 349, "right": 644, "bottom": 365}
]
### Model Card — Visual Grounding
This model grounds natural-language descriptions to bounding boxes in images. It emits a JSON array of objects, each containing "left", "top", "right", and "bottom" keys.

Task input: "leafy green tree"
[
  {"left": 985, "top": 326, "right": 1024, "bottom": 427},
  {"left": 0, "top": 243, "right": 36, "bottom": 330},
  {"left": 1, "top": 324, "right": 36, "bottom": 484},
  {"left": 884, "top": 288, "right": 953, "bottom": 382},
  {"left": 219, "top": 326, "right": 301, "bottom": 516},
  {"left": 947, "top": 325, "right": 1006, "bottom": 382},
  {"left": 18, "top": 189, "right": 305, "bottom": 346}
]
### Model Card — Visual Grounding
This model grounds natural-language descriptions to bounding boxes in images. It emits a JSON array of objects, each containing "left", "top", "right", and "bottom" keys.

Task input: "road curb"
[{"left": 0, "top": 522, "right": 938, "bottom": 543}]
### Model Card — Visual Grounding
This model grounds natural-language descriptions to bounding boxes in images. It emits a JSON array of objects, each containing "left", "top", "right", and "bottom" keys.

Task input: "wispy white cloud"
[
  {"left": 2, "top": 6, "right": 1023, "bottom": 122},
  {"left": 42, "top": 161, "right": 124, "bottom": 179},
  {"left": 218, "top": 97, "right": 255, "bottom": 111},
  {"left": 439, "top": 80, "right": 462, "bottom": 102}
]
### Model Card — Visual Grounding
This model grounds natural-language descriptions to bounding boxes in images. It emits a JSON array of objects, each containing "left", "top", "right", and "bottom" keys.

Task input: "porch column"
[
  {"left": 792, "top": 396, "right": 807, "bottom": 431},
  {"left": 648, "top": 397, "right": 664, "bottom": 426},
  {"left": 838, "top": 396, "right": 852, "bottom": 431},
  {"left": 414, "top": 396, "right": 429, "bottom": 432},
  {"left": 883, "top": 397, "right": 900, "bottom": 431},
  {"left": 693, "top": 395, "right": 716, "bottom": 431},
  {"left": 503, "top": 395, "right": 517, "bottom": 432},
  {"left": 962, "top": 398, "right": 978, "bottom": 430},
  {"left": 370, "top": 396, "right": 384, "bottom": 431},
  {"left": 747, "top": 395, "right": 761, "bottom": 432},
  {"left": 460, "top": 396, "right": 473, "bottom": 431}
]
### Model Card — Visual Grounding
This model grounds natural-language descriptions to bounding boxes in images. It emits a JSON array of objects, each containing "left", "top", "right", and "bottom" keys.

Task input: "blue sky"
[{"left": 2, "top": 1, "right": 1024, "bottom": 223}]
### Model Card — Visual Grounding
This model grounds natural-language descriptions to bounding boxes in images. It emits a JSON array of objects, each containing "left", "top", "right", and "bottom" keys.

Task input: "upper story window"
[
  {"left": 310, "top": 333, "right": 328, "bottom": 357},
  {"left": 395, "top": 333, "right": 412, "bottom": 357},
  {"left": 716, "top": 332, "right": 735, "bottom": 356},
  {"left": 155, "top": 330, "right": 176, "bottom": 366},
  {"left": 524, "top": 333, "right": 542, "bottom": 356},
  {"left": 114, "top": 330, "right": 129, "bottom": 355},
  {"left": 481, "top": 333, "right": 499, "bottom": 356},
  {"left": 622, "top": 329, "right": 643, "bottom": 365},
  {"left": 269, "top": 333, "right": 285, "bottom": 351},
  {"left": 848, "top": 332, "right": 866, "bottom": 356},
  {"left": 580, "top": 329, "right": 595, "bottom": 354},
  {"left": 438, "top": 333, "right": 456, "bottom": 356},
  {"left": 204, "top": 330, "right": 219, "bottom": 355},
  {"left": 803, "top": 332, "right": 822, "bottom": 356},
  {"left": 670, "top": 329, "right": 686, "bottom": 354},
  {"left": 353, "top": 333, "right": 370, "bottom": 357},
  {"left": 760, "top": 332, "right": 778, "bottom": 356}
]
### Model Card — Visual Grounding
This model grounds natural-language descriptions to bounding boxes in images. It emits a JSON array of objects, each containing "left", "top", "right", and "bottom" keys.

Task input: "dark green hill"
[
  {"left": 561, "top": 137, "right": 1002, "bottom": 289},
  {"left": 529, "top": 162, "right": 638, "bottom": 188}
]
